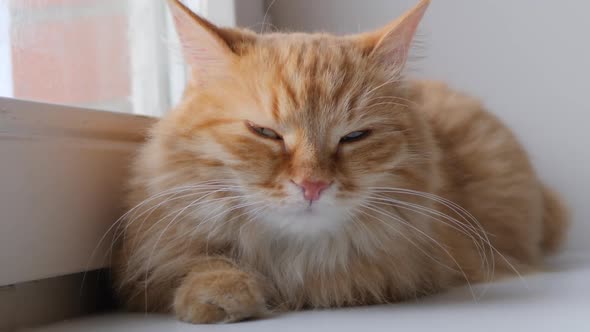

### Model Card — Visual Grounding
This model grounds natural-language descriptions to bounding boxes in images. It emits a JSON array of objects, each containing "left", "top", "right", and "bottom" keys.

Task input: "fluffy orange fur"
[{"left": 113, "top": 0, "right": 568, "bottom": 324}]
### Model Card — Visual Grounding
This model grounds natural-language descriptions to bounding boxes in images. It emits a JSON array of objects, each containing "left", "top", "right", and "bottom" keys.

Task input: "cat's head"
[{"left": 151, "top": 0, "right": 433, "bottom": 235}]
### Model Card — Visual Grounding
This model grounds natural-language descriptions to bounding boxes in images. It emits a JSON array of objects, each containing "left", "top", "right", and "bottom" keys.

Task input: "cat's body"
[{"left": 113, "top": 0, "right": 568, "bottom": 324}]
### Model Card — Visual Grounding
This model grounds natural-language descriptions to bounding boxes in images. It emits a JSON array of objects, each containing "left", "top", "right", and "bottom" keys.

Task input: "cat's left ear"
[
  {"left": 167, "top": 0, "right": 254, "bottom": 84},
  {"left": 356, "top": 0, "right": 430, "bottom": 75}
]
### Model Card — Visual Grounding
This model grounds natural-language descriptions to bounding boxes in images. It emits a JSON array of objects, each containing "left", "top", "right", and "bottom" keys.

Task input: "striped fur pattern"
[{"left": 113, "top": 0, "right": 568, "bottom": 324}]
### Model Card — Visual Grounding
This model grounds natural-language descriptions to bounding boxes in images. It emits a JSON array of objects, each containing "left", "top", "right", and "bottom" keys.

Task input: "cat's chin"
[{"left": 261, "top": 202, "right": 351, "bottom": 236}]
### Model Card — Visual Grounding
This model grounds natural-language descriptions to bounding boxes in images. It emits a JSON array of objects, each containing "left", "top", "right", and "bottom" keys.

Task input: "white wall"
[
  {"left": 235, "top": 0, "right": 266, "bottom": 29},
  {"left": 205, "top": 0, "right": 266, "bottom": 29},
  {"left": 269, "top": 0, "right": 590, "bottom": 251}
]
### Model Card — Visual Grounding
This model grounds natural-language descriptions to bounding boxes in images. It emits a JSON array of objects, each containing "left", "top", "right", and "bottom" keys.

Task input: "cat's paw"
[{"left": 173, "top": 269, "right": 267, "bottom": 324}]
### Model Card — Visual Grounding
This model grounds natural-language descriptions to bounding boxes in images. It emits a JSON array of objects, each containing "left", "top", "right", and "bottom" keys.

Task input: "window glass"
[{"left": 0, "top": 0, "right": 206, "bottom": 115}]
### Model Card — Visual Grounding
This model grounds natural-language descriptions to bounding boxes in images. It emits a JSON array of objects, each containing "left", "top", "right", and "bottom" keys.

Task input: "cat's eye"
[
  {"left": 340, "top": 130, "right": 371, "bottom": 144},
  {"left": 246, "top": 121, "right": 282, "bottom": 140}
]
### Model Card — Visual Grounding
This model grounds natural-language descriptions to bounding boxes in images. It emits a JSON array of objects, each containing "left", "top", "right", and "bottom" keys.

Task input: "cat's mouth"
[
  {"left": 266, "top": 203, "right": 348, "bottom": 235},
  {"left": 291, "top": 203, "right": 319, "bottom": 216},
  {"left": 302, "top": 204, "right": 319, "bottom": 215},
  {"left": 281, "top": 199, "right": 343, "bottom": 219}
]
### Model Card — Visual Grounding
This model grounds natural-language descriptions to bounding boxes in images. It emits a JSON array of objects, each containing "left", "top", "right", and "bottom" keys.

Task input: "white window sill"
[{"left": 0, "top": 98, "right": 154, "bottom": 286}]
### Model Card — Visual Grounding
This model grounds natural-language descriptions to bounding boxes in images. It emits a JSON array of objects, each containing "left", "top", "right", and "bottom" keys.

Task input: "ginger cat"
[{"left": 113, "top": 0, "right": 568, "bottom": 324}]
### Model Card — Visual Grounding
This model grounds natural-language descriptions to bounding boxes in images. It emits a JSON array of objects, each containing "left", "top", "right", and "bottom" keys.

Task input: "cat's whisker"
[
  {"left": 355, "top": 205, "right": 453, "bottom": 270},
  {"left": 119, "top": 197, "right": 239, "bottom": 292},
  {"left": 120, "top": 184, "right": 241, "bottom": 253},
  {"left": 369, "top": 187, "right": 491, "bottom": 239},
  {"left": 145, "top": 197, "right": 264, "bottom": 303},
  {"left": 237, "top": 204, "right": 272, "bottom": 241},
  {"left": 369, "top": 190, "right": 496, "bottom": 286},
  {"left": 368, "top": 188, "right": 528, "bottom": 287},
  {"left": 112, "top": 184, "right": 223, "bottom": 241},
  {"left": 202, "top": 200, "right": 266, "bottom": 242},
  {"left": 392, "top": 201, "right": 491, "bottom": 283},
  {"left": 141, "top": 198, "right": 266, "bottom": 309},
  {"left": 142, "top": 191, "right": 239, "bottom": 311},
  {"left": 347, "top": 210, "right": 389, "bottom": 256},
  {"left": 365, "top": 195, "right": 492, "bottom": 283},
  {"left": 82, "top": 183, "right": 234, "bottom": 295},
  {"left": 358, "top": 202, "right": 478, "bottom": 301},
  {"left": 167, "top": 195, "right": 255, "bottom": 244},
  {"left": 119, "top": 190, "right": 240, "bottom": 276},
  {"left": 133, "top": 187, "right": 238, "bottom": 246},
  {"left": 345, "top": 212, "right": 370, "bottom": 257},
  {"left": 369, "top": 191, "right": 492, "bottom": 252},
  {"left": 117, "top": 188, "right": 232, "bottom": 254},
  {"left": 354, "top": 206, "right": 459, "bottom": 277},
  {"left": 121, "top": 181, "right": 239, "bottom": 230},
  {"left": 369, "top": 195, "right": 483, "bottom": 238},
  {"left": 139, "top": 192, "right": 241, "bottom": 248},
  {"left": 368, "top": 188, "right": 497, "bottom": 277},
  {"left": 368, "top": 198, "right": 493, "bottom": 288}
]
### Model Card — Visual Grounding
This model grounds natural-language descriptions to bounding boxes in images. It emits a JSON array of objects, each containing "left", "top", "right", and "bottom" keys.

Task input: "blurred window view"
[{"left": 0, "top": 0, "right": 206, "bottom": 116}]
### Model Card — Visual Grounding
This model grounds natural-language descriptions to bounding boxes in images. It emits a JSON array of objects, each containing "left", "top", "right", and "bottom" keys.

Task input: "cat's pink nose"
[{"left": 294, "top": 179, "right": 331, "bottom": 202}]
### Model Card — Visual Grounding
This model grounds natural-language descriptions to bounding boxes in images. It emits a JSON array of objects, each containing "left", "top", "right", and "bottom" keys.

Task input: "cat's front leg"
[{"left": 173, "top": 257, "right": 268, "bottom": 324}]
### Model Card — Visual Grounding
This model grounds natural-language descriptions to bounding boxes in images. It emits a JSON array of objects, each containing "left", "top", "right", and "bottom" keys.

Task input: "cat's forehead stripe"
[{"left": 259, "top": 36, "right": 368, "bottom": 125}]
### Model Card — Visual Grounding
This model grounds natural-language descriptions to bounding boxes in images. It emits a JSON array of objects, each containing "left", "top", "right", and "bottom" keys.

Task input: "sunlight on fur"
[{"left": 109, "top": 0, "right": 569, "bottom": 324}]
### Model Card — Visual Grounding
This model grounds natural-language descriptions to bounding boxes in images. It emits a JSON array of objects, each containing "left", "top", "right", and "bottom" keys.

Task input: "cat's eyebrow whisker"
[
  {"left": 360, "top": 95, "right": 414, "bottom": 109},
  {"left": 347, "top": 101, "right": 409, "bottom": 114},
  {"left": 367, "top": 95, "right": 417, "bottom": 102},
  {"left": 364, "top": 95, "right": 418, "bottom": 106},
  {"left": 362, "top": 76, "right": 403, "bottom": 98}
]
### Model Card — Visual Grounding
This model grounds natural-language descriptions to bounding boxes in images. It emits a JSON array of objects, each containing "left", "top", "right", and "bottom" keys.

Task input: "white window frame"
[
  {"left": 127, "top": 0, "right": 207, "bottom": 117},
  {"left": 128, "top": 0, "right": 265, "bottom": 116},
  {"left": 0, "top": 0, "right": 13, "bottom": 98},
  {"left": 0, "top": 0, "right": 266, "bottom": 287}
]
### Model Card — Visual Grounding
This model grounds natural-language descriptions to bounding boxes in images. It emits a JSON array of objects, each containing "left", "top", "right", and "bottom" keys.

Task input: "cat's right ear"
[
  {"left": 167, "top": 0, "right": 236, "bottom": 84},
  {"left": 354, "top": 0, "right": 430, "bottom": 78}
]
